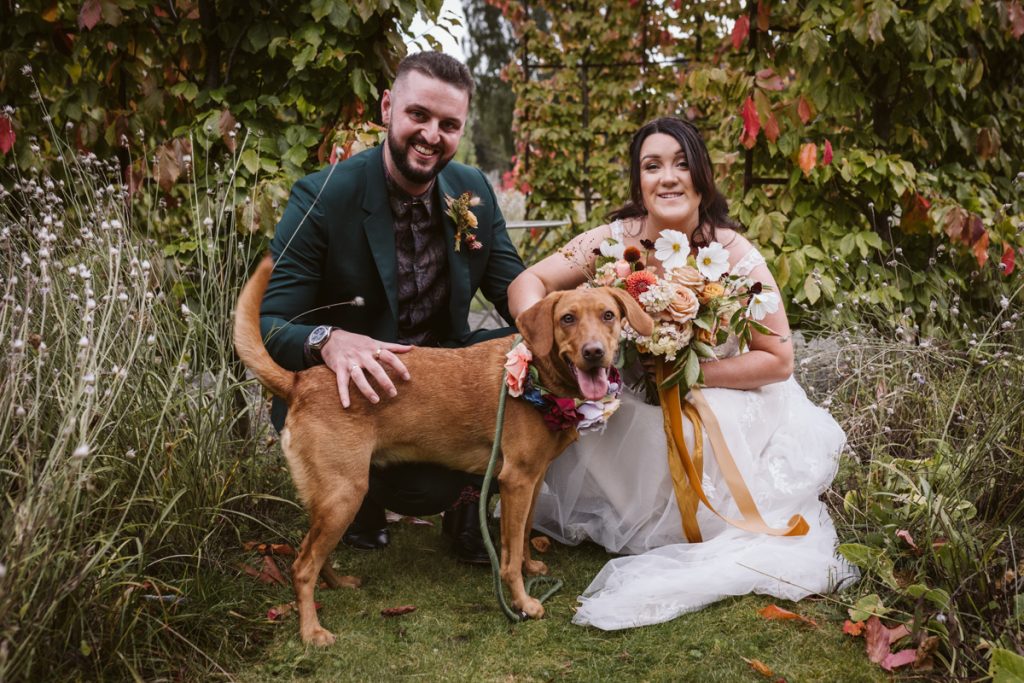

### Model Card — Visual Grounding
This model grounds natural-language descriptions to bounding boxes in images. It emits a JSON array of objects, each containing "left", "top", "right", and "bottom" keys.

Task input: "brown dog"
[{"left": 234, "top": 256, "right": 653, "bottom": 645}]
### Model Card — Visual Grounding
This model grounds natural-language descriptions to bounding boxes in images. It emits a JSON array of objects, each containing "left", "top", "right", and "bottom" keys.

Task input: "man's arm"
[{"left": 475, "top": 170, "right": 526, "bottom": 325}]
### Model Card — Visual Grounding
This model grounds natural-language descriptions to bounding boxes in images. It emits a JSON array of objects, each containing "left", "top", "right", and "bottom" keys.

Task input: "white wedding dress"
[{"left": 530, "top": 226, "right": 858, "bottom": 630}]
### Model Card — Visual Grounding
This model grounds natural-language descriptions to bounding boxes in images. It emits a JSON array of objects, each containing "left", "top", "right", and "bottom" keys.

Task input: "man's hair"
[{"left": 394, "top": 52, "right": 474, "bottom": 100}]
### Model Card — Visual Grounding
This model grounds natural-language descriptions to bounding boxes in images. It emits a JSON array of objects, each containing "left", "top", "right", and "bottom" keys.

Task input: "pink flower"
[
  {"left": 504, "top": 342, "right": 533, "bottom": 397},
  {"left": 613, "top": 260, "right": 632, "bottom": 279}
]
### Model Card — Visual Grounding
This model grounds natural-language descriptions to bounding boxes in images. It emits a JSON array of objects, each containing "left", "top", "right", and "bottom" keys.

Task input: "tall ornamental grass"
[
  {"left": 795, "top": 284, "right": 1024, "bottom": 678},
  {"left": 0, "top": 131, "right": 278, "bottom": 679}
]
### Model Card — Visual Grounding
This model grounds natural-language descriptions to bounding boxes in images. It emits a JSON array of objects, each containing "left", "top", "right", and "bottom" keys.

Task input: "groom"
[{"left": 259, "top": 51, "right": 525, "bottom": 563}]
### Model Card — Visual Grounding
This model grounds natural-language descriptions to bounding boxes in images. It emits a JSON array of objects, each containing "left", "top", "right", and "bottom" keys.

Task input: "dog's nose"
[{"left": 582, "top": 343, "right": 605, "bottom": 364}]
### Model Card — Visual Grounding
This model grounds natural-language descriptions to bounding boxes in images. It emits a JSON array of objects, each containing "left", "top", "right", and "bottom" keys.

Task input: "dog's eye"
[
  {"left": 602, "top": 310, "right": 616, "bottom": 321},
  {"left": 561, "top": 313, "right": 576, "bottom": 325}
]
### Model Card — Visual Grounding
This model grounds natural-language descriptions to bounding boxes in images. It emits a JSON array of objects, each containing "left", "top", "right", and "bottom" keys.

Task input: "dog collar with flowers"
[{"left": 504, "top": 342, "right": 622, "bottom": 434}]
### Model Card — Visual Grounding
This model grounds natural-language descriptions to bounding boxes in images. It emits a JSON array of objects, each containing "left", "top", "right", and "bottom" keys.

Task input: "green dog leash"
[{"left": 478, "top": 336, "right": 563, "bottom": 622}]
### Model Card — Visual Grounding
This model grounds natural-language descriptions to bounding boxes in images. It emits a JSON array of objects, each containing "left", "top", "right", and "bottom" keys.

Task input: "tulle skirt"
[{"left": 530, "top": 377, "right": 859, "bottom": 630}]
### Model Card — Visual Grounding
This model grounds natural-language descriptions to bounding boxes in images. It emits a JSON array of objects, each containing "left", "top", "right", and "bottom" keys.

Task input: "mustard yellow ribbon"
[{"left": 657, "top": 361, "right": 809, "bottom": 543}]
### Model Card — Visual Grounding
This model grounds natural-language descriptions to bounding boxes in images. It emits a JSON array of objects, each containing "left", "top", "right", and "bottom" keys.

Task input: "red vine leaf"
[
  {"left": 942, "top": 206, "right": 968, "bottom": 243},
  {"left": 732, "top": 15, "right": 750, "bottom": 51},
  {"left": 796, "top": 96, "right": 813, "bottom": 124},
  {"left": 757, "top": 0, "right": 771, "bottom": 31},
  {"left": 740, "top": 97, "right": 760, "bottom": 149},
  {"left": 0, "top": 116, "right": 15, "bottom": 156},
  {"left": 78, "top": 0, "right": 101, "bottom": 30},
  {"left": 763, "top": 111, "right": 780, "bottom": 143},
  {"left": 1009, "top": 1, "right": 1024, "bottom": 39},
  {"left": 822, "top": 139, "right": 834, "bottom": 165},
  {"left": 755, "top": 68, "right": 786, "bottom": 91},
  {"left": 219, "top": 109, "right": 237, "bottom": 153},
  {"left": 798, "top": 142, "right": 817, "bottom": 176},
  {"left": 1001, "top": 243, "right": 1016, "bottom": 275},
  {"left": 972, "top": 229, "right": 990, "bottom": 267}
]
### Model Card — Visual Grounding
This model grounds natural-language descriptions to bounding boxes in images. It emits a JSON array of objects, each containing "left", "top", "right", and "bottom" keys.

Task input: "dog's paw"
[
  {"left": 516, "top": 597, "right": 545, "bottom": 620},
  {"left": 523, "top": 558, "right": 548, "bottom": 576},
  {"left": 302, "top": 625, "right": 337, "bottom": 647}
]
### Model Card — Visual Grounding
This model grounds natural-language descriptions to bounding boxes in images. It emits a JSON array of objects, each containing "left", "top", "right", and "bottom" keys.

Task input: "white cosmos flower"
[
  {"left": 654, "top": 230, "right": 689, "bottom": 271},
  {"left": 695, "top": 242, "right": 730, "bottom": 281},
  {"left": 599, "top": 238, "right": 625, "bottom": 260},
  {"left": 747, "top": 291, "right": 780, "bottom": 320}
]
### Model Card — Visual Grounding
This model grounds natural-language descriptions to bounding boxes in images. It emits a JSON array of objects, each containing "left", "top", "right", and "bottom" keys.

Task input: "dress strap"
[{"left": 732, "top": 247, "right": 766, "bottom": 277}]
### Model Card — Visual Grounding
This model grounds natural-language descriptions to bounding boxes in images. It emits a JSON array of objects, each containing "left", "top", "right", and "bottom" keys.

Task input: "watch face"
[{"left": 309, "top": 325, "right": 332, "bottom": 347}]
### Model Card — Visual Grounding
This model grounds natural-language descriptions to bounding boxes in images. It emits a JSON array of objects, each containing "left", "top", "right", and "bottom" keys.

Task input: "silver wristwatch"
[{"left": 304, "top": 325, "right": 335, "bottom": 365}]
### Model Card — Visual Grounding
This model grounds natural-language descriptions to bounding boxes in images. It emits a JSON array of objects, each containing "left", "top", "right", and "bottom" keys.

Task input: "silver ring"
[
  {"left": 349, "top": 364, "right": 360, "bottom": 372},
  {"left": 374, "top": 347, "right": 382, "bottom": 360}
]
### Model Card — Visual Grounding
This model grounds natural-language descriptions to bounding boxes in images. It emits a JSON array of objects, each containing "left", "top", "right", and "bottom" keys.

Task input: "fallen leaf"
[
  {"left": 381, "top": 605, "right": 417, "bottom": 617},
  {"left": 0, "top": 116, "right": 15, "bottom": 156},
  {"left": 531, "top": 535, "right": 552, "bottom": 553},
  {"left": 267, "top": 602, "right": 294, "bottom": 621},
  {"left": 1001, "top": 244, "right": 1016, "bottom": 275},
  {"left": 758, "top": 604, "right": 819, "bottom": 628},
  {"left": 865, "top": 616, "right": 890, "bottom": 664},
  {"left": 740, "top": 96, "right": 760, "bottom": 149},
  {"left": 798, "top": 142, "right": 817, "bottom": 176},
  {"left": 260, "top": 555, "right": 289, "bottom": 586},
  {"left": 895, "top": 529, "right": 918, "bottom": 550},
  {"left": 731, "top": 14, "right": 750, "bottom": 51},
  {"left": 915, "top": 635, "right": 939, "bottom": 669},
  {"left": 742, "top": 657, "right": 775, "bottom": 678},
  {"left": 244, "top": 541, "right": 296, "bottom": 556},
  {"left": 843, "top": 619, "right": 865, "bottom": 636},
  {"left": 881, "top": 649, "right": 918, "bottom": 671},
  {"left": 887, "top": 623, "right": 911, "bottom": 644}
]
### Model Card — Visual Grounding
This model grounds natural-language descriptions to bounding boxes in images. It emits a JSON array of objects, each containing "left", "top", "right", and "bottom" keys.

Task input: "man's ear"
[
  {"left": 380, "top": 90, "right": 393, "bottom": 126},
  {"left": 515, "top": 292, "right": 562, "bottom": 357},
  {"left": 608, "top": 288, "right": 654, "bottom": 336}
]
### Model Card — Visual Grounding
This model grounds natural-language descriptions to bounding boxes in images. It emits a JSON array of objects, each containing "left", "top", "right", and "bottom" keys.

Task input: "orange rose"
[
  {"left": 662, "top": 284, "right": 699, "bottom": 324},
  {"left": 698, "top": 281, "right": 726, "bottom": 305}
]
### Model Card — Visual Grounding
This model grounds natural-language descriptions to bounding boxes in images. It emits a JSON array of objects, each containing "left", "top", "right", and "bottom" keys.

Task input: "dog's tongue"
[{"left": 577, "top": 366, "right": 609, "bottom": 401}]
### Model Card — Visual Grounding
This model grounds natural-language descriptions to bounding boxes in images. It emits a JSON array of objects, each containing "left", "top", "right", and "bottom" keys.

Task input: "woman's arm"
[
  {"left": 508, "top": 224, "right": 612, "bottom": 320},
  {"left": 699, "top": 254, "right": 794, "bottom": 389}
]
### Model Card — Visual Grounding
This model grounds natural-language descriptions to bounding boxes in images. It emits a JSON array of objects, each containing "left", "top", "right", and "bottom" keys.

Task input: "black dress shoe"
[
  {"left": 443, "top": 488, "right": 492, "bottom": 566},
  {"left": 342, "top": 498, "right": 389, "bottom": 550}
]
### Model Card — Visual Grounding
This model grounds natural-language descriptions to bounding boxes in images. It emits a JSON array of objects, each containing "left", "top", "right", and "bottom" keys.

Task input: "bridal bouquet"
[{"left": 591, "top": 229, "right": 779, "bottom": 394}]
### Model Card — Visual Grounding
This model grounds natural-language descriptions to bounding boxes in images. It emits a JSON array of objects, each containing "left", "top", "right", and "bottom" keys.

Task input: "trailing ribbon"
[{"left": 657, "top": 361, "right": 809, "bottom": 543}]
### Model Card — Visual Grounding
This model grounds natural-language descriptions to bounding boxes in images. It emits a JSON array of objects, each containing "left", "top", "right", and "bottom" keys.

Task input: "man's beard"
[{"left": 387, "top": 131, "right": 454, "bottom": 186}]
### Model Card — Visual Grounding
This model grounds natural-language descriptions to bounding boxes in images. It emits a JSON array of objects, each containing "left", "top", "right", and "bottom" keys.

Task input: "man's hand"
[{"left": 321, "top": 329, "right": 412, "bottom": 408}]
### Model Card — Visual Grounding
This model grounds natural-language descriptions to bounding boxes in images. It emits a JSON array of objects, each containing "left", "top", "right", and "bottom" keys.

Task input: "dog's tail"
[{"left": 234, "top": 255, "right": 294, "bottom": 400}]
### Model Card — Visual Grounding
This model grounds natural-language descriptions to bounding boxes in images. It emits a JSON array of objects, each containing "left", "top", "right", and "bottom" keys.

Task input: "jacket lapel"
[
  {"left": 437, "top": 171, "right": 471, "bottom": 333},
  {"left": 362, "top": 147, "right": 399, "bottom": 320}
]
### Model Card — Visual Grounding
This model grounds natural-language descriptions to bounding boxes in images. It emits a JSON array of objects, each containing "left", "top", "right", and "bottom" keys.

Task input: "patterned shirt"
[{"left": 384, "top": 170, "right": 450, "bottom": 346}]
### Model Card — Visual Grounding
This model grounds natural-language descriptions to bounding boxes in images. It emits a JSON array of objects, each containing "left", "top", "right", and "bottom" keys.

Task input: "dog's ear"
[
  {"left": 607, "top": 287, "right": 655, "bottom": 336},
  {"left": 515, "top": 292, "right": 562, "bottom": 357}
]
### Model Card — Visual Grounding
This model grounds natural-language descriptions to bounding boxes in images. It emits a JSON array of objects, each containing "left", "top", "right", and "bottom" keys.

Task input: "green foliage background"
[{"left": 498, "top": 0, "right": 1024, "bottom": 334}]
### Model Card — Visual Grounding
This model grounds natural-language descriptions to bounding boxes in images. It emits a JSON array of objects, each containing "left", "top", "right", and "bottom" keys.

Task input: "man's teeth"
[{"left": 412, "top": 144, "right": 437, "bottom": 156}]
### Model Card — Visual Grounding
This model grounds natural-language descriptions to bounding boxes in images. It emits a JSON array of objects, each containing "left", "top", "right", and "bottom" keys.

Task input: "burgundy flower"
[{"left": 543, "top": 396, "right": 581, "bottom": 431}]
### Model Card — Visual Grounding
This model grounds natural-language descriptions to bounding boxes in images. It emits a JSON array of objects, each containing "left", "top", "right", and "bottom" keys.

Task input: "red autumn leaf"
[
  {"left": 755, "top": 68, "right": 786, "bottom": 91},
  {"left": 381, "top": 605, "right": 417, "bottom": 617},
  {"left": 916, "top": 635, "right": 940, "bottom": 669},
  {"left": 218, "top": 109, "right": 237, "bottom": 154},
  {"left": 756, "top": 0, "right": 771, "bottom": 31},
  {"left": 822, "top": 139, "right": 833, "bottom": 165},
  {"left": 531, "top": 535, "right": 552, "bottom": 553},
  {"left": 865, "top": 616, "right": 890, "bottom": 664},
  {"left": 942, "top": 206, "right": 968, "bottom": 243},
  {"left": 798, "top": 142, "right": 817, "bottom": 176},
  {"left": 796, "top": 96, "right": 813, "bottom": 124},
  {"left": 967, "top": 213, "right": 985, "bottom": 245},
  {"left": 843, "top": 620, "right": 865, "bottom": 636},
  {"left": 882, "top": 649, "right": 918, "bottom": 671},
  {"left": 732, "top": 15, "right": 750, "bottom": 51},
  {"left": 740, "top": 96, "right": 760, "bottom": 149},
  {"left": 895, "top": 529, "right": 918, "bottom": 550},
  {"left": 1009, "top": 0, "right": 1024, "bottom": 39},
  {"left": 1001, "top": 243, "right": 1016, "bottom": 275},
  {"left": 758, "top": 604, "right": 819, "bottom": 628},
  {"left": 972, "top": 228, "right": 990, "bottom": 267},
  {"left": 260, "top": 555, "right": 289, "bottom": 586},
  {"left": 763, "top": 111, "right": 780, "bottom": 143},
  {"left": 78, "top": 0, "right": 101, "bottom": 30},
  {"left": 267, "top": 602, "right": 295, "bottom": 621},
  {"left": 237, "top": 562, "right": 262, "bottom": 580},
  {"left": 742, "top": 657, "right": 775, "bottom": 678},
  {"left": 0, "top": 116, "right": 15, "bottom": 156}
]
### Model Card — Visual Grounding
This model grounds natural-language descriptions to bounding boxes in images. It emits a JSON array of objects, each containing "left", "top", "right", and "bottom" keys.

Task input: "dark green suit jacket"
[{"left": 260, "top": 145, "right": 525, "bottom": 428}]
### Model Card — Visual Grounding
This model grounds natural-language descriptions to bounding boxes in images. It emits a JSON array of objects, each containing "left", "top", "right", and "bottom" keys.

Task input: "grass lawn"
[{"left": 235, "top": 518, "right": 883, "bottom": 682}]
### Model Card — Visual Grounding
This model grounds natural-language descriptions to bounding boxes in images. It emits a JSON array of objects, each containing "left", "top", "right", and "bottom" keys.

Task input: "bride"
[{"left": 506, "top": 117, "right": 856, "bottom": 630}]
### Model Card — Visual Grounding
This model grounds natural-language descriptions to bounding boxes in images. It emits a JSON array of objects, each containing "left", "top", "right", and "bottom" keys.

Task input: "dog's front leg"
[
  {"left": 498, "top": 462, "right": 546, "bottom": 619},
  {"left": 521, "top": 473, "right": 549, "bottom": 578}
]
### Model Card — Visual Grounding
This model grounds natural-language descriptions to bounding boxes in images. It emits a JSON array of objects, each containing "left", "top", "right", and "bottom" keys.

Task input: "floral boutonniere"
[{"left": 445, "top": 191, "right": 483, "bottom": 252}]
